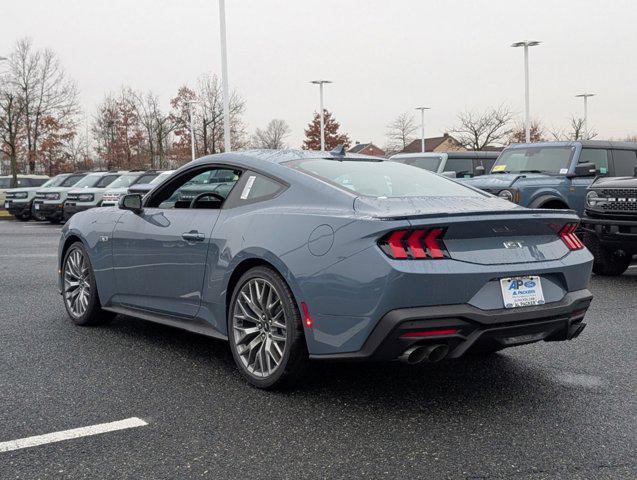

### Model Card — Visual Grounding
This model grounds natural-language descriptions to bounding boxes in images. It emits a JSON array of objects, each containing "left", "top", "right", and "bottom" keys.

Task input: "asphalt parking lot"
[{"left": 0, "top": 219, "right": 635, "bottom": 479}]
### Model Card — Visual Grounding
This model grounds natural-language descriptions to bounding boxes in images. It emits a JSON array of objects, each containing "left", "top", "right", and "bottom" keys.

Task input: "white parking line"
[{"left": 0, "top": 417, "right": 147, "bottom": 453}]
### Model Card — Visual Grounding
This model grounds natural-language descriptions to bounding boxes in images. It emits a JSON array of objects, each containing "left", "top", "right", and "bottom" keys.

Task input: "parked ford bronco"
[
  {"left": 580, "top": 167, "right": 637, "bottom": 276},
  {"left": 460, "top": 141, "right": 637, "bottom": 215}
]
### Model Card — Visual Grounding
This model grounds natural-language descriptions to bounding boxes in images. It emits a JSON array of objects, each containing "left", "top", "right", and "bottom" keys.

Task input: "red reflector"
[
  {"left": 424, "top": 228, "right": 444, "bottom": 258},
  {"left": 400, "top": 329, "right": 458, "bottom": 338},
  {"left": 559, "top": 223, "right": 584, "bottom": 250},
  {"left": 406, "top": 230, "right": 427, "bottom": 258},
  {"left": 387, "top": 230, "right": 409, "bottom": 259},
  {"left": 301, "top": 302, "right": 313, "bottom": 328}
]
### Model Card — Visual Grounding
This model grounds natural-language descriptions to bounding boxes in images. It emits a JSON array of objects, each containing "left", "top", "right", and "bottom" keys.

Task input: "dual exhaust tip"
[{"left": 399, "top": 344, "right": 449, "bottom": 365}]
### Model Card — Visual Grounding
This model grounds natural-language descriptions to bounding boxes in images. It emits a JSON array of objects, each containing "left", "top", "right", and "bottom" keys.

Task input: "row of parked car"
[
  {"left": 2, "top": 170, "right": 173, "bottom": 223},
  {"left": 2, "top": 139, "right": 636, "bottom": 275}
]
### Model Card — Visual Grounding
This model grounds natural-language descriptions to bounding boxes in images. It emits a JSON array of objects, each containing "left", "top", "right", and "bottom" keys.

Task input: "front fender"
[{"left": 528, "top": 190, "right": 570, "bottom": 209}]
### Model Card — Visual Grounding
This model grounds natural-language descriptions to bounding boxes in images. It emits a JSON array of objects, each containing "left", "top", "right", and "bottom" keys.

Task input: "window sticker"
[
  {"left": 559, "top": 168, "right": 568, "bottom": 174},
  {"left": 599, "top": 167, "right": 607, "bottom": 174},
  {"left": 240, "top": 175, "right": 256, "bottom": 199},
  {"left": 492, "top": 165, "right": 506, "bottom": 172}
]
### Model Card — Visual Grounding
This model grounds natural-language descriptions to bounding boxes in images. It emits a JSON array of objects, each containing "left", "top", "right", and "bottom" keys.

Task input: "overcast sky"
[{"left": 3, "top": 0, "right": 636, "bottom": 147}]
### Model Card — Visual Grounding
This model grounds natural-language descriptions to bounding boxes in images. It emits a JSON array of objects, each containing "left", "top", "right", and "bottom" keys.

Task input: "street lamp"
[
  {"left": 310, "top": 80, "right": 332, "bottom": 151},
  {"left": 415, "top": 107, "right": 431, "bottom": 152},
  {"left": 511, "top": 40, "right": 541, "bottom": 143},
  {"left": 575, "top": 93, "right": 595, "bottom": 140},
  {"left": 218, "top": 0, "right": 231, "bottom": 152},
  {"left": 185, "top": 100, "right": 198, "bottom": 161}
]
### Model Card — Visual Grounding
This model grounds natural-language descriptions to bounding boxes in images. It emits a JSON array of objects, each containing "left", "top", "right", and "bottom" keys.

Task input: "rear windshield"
[
  {"left": 491, "top": 146, "right": 575, "bottom": 174},
  {"left": 288, "top": 159, "right": 483, "bottom": 198}
]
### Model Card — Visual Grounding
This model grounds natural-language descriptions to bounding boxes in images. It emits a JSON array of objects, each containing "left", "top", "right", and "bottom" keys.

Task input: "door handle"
[{"left": 182, "top": 231, "right": 205, "bottom": 242}]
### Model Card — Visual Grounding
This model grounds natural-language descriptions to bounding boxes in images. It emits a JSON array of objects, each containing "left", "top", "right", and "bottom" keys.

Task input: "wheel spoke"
[{"left": 63, "top": 249, "right": 91, "bottom": 318}]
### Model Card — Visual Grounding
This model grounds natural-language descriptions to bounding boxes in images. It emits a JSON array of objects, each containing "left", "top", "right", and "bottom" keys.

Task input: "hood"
[
  {"left": 68, "top": 187, "right": 104, "bottom": 194},
  {"left": 103, "top": 187, "right": 128, "bottom": 195},
  {"left": 6, "top": 186, "right": 41, "bottom": 194},
  {"left": 37, "top": 187, "right": 76, "bottom": 194},
  {"left": 354, "top": 195, "right": 522, "bottom": 219},
  {"left": 590, "top": 176, "right": 637, "bottom": 189},
  {"left": 460, "top": 173, "right": 552, "bottom": 190}
]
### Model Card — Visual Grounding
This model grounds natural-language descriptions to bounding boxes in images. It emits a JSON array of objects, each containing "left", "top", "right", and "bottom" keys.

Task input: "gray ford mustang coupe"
[{"left": 58, "top": 149, "right": 593, "bottom": 388}]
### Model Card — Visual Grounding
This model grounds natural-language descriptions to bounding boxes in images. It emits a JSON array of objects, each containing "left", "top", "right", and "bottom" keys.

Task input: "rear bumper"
[
  {"left": 581, "top": 215, "right": 637, "bottom": 251},
  {"left": 310, "top": 289, "right": 593, "bottom": 361}
]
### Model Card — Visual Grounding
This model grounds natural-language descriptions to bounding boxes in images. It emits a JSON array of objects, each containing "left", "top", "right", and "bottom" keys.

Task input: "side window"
[
  {"left": 239, "top": 174, "right": 284, "bottom": 202},
  {"left": 149, "top": 166, "right": 241, "bottom": 209},
  {"left": 578, "top": 148, "right": 609, "bottom": 173},
  {"left": 611, "top": 150, "right": 637, "bottom": 176},
  {"left": 225, "top": 172, "right": 286, "bottom": 207},
  {"left": 444, "top": 158, "right": 473, "bottom": 176},
  {"left": 135, "top": 173, "right": 159, "bottom": 184}
]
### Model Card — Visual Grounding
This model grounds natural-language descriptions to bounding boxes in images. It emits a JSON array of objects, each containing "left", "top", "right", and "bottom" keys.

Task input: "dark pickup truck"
[{"left": 581, "top": 168, "right": 637, "bottom": 276}]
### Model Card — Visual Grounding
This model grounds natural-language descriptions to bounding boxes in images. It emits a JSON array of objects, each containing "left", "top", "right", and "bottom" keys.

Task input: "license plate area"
[{"left": 500, "top": 275, "right": 545, "bottom": 308}]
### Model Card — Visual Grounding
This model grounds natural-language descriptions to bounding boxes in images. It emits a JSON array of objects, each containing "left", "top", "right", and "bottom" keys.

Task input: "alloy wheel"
[
  {"left": 64, "top": 249, "right": 91, "bottom": 318},
  {"left": 232, "top": 278, "right": 287, "bottom": 378}
]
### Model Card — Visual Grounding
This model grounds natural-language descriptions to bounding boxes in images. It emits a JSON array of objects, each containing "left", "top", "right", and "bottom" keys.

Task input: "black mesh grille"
[{"left": 599, "top": 188, "right": 637, "bottom": 212}]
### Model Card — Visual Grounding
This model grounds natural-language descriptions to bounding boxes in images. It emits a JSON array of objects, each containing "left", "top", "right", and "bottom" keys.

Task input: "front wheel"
[
  {"left": 62, "top": 242, "right": 115, "bottom": 326},
  {"left": 228, "top": 266, "right": 308, "bottom": 389}
]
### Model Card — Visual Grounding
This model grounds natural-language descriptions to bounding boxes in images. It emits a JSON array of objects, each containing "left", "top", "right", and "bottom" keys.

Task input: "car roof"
[
  {"left": 390, "top": 151, "right": 498, "bottom": 160},
  {"left": 218, "top": 148, "right": 383, "bottom": 164},
  {"left": 506, "top": 140, "right": 637, "bottom": 150}
]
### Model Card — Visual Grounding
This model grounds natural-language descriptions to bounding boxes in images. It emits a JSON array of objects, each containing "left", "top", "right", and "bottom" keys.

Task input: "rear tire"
[
  {"left": 228, "top": 266, "right": 308, "bottom": 389},
  {"left": 62, "top": 242, "right": 115, "bottom": 326},
  {"left": 584, "top": 232, "right": 631, "bottom": 276}
]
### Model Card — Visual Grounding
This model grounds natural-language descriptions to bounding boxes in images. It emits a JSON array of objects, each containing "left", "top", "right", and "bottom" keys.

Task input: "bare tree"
[
  {"left": 196, "top": 74, "right": 247, "bottom": 154},
  {"left": 134, "top": 91, "right": 177, "bottom": 168},
  {"left": 551, "top": 117, "right": 597, "bottom": 141},
  {"left": 386, "top": 112, "right": 418, "bottom": 151},
  {"left": 507, "top": 119, "right": 546, "bottom": 144},
  {"left": 450, "top": 106, "right": 515, "bottom": 150},
  {"left": 251, "top": 119, "right": 291, "bottom": 149},
  {"left": 0, "top": 82, "right": 25, "bottom": 183},
  {"left": 10, "top": 38, "right": 79, "bottom": 173}
]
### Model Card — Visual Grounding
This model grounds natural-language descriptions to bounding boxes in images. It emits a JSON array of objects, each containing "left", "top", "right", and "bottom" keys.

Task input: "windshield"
[
  {"left": 40, "top": 175, "right": 70, "bottom": 188},
  {"left": 106, "top": 174, "right": 139, "bottom": 189},
  {"left": 491, "top": 146, "right": 575, "bottom": 174},
  {"left": 59, "top": 174, "right": 86, "bottom": 187},
  {"left": 288, "top": 159, "right": 483, "bottom": 198},
  {"left": 150, "top": 171, "right": 173, "bottom": 184},
  {"left": 393, "top": 156, "right": 443, "bottom": 172}
]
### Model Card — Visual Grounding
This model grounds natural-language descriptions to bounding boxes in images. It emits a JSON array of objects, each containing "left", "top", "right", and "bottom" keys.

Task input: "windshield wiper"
[
  {"left": 518, "top": 170, "right": 544, "bottom": 174},
  {"left": 491, "top": 170, "right": 510, "bottom": 174}
]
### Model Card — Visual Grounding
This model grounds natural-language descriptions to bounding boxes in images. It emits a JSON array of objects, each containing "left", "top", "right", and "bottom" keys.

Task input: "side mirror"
[
  {"left": 474, "top": 165, "right": 486, "bottom": 176},
  {"left": 572, "top": 162, "right": 597, "bottom": 177},
  {"left": 441, "top": 171, "right": 457, "bottom": 178},
  {"left": 119, "top": 194, "right": 143, "bottom": 213}
]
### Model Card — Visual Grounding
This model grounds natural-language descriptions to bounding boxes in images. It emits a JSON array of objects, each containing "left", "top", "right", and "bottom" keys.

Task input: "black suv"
[{"left": 581, "top": 167, "right": 637, "bottom": 276}]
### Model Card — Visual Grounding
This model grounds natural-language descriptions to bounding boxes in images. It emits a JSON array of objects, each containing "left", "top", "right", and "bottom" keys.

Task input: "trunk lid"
[{"left": 358, "top": 196, "right": 580, "bottom": 265}]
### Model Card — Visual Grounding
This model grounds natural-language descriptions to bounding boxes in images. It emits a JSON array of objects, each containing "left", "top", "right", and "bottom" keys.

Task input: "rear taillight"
[
  {"left": 379, "top": 228, "right": 449, "bottom": 260},
  {"left": 559, "top": 223, "right": 584, "bottom": 250}
]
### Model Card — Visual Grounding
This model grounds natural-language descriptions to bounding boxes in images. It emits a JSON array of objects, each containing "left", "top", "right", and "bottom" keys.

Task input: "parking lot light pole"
[
  {"left": 415, "top": 107, "right": 430, "bottom": 152},
  {"left": 218, "top": 0, "right": 231, "bottom": 152},
  {"left": 186, "top": 100, "right": 198, "bottom": 161},
  {"left": 310, "top": 80, "right": 332, "bottom": 151},
  {"left": 575, "top": 93, "right": 595, "bottom": 140},
  {"left": 511, "top": 40, "right": 540, "bottom": 143}
]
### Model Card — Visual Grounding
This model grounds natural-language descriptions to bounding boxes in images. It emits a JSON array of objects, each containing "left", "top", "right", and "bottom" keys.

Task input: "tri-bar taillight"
[
  {"left": 378, "top": 228, "right": 449, "bottom": 260},
  {"left": 559, "top": 223, "right": 584, "bottom": 250}
]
